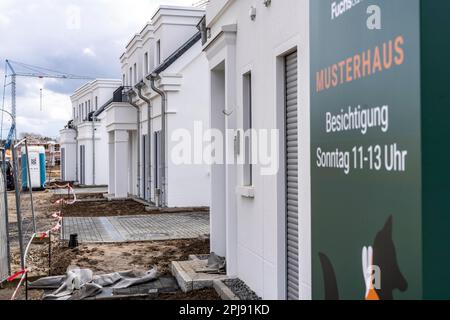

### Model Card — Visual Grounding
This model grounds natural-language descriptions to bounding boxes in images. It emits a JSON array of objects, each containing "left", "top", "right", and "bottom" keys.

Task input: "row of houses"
[
  {"left": 58, "top": 0, "right": 440, "bottom": 300},
  {"left": 60, "top": 6, "right": 210, "bottom": 208},
  {"left": 59, "top": 0, "right": 309, "bottom": 300}
]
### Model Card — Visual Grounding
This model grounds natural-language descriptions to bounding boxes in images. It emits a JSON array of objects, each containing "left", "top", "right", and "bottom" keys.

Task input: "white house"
[
  {"left": 60, "top": 79, "right": 122, "bottom": 185},
  {"left": 105, "top": 5, "right": 210, "bottom": 208},
  {"left": 203, "top": 0, "right": 310, "bottom": 300}
]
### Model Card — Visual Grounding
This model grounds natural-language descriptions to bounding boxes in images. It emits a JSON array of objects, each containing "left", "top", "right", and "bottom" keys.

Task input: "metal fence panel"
[{"left": 0, "top": 170, "right": 10, "bottom": 282}]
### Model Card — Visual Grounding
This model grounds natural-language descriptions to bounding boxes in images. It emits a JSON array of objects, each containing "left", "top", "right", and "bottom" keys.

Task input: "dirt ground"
[
  {"left": 62, "top": 198, "right": 209, "bottom": 217},
  {"left": 159, "top": 289, "right": 220, "bottom": 300},
  {"left": 50, "top": 238, "right": 210, "bottom": 276},
  {"left": 1, "top": 237, "right": 212, "bottom": 300},
  {"left": 2, "top": 188, "right": 216, "bottom": 300},
  {"left": 7, "top": 190, "right": 57, "bottom": 226},
  {"left": 62, "top": 199, "right": 150, "bottom": 217}
]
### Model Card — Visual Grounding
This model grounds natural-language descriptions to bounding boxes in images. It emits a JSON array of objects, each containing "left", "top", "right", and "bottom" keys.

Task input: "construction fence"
[
  {"left": 0, "top": 156, "right": 10, "bottom": 283},
  {"left": 11, "top": 140, "right": 37, "bottom": 269}
]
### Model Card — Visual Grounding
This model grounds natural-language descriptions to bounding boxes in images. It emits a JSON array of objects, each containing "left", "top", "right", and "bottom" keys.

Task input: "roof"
[
  {"left": 71, "top": 79, "right": 122, "bottom": 101},
  {"left": 151, "top": 5, "right": 205, "bottom": 22},
  {"left": 149, "top": 31, "right": 202, "bottom": 76}
]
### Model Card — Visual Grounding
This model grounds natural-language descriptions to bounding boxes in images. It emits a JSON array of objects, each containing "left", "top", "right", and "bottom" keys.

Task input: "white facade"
[
  {"left": 204, "top": 0, "right": 311, "bottom": 300},
  {"left": 59, "top": 79, "right": 122, "bottom": 185},
  {"left": 107, "top": 5, "right": 210, "bottom": 208},
  {"left": 59, "top": 128, "right": 77, "bottom": 181}
]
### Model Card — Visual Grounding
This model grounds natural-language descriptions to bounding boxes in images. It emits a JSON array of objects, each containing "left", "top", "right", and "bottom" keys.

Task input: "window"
[
  {"left": 144, "top": 52, "right": 149, "bottom": 75},
  {"left": 134, "top": 63, "right": 137, "bottom": 84},
  {"left": 73, "top": 107, "right": 75, "bottom": 120},
  {"left": 243, "top": 72, "right": 253, "bottom": 186},
  {"left": 123, "top": 74, "right": 126, "bottom": 85},
  {"left": 88, "top": 100, "right": 91, "bottom": 114},
  {"left": 95, "top": 96, "right": 98, "bottom": 110},
  {"left": 156, "top": 40, "right": 161, "bottom": 65}
]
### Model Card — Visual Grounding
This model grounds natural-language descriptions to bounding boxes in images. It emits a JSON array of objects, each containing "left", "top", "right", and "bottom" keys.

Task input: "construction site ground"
[{"left": 0, "top": 189, "right": 219, "bottom": 300}]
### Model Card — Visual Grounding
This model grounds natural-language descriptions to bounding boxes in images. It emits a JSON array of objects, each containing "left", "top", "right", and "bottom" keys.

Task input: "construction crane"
[{"left": 3, "top": 59, "right": 94, "bottom": 143}]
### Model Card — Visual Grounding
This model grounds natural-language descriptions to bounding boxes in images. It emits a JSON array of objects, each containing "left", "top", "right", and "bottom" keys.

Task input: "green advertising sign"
[{"left": 311, "top": 0, "right": 422, "bottom": 300}]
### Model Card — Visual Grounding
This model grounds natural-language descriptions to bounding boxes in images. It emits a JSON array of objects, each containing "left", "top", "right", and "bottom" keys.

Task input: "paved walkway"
[{"left": 62, "top": 213, "right": 210, "bottom": 243}]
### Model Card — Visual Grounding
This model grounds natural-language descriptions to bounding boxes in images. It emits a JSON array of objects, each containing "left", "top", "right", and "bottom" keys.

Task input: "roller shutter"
[{"left": 285, "top": 51, "right": 299, "bottom": 300}]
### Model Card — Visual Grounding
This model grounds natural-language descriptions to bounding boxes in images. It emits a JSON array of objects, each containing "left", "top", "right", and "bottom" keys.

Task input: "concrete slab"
[
  {"left": 62, "top": 213, "right": 210, "bottom": 243},
  {"left": 51, "top": 187, "right": 108, "bottom": 195},
  {"left": 171, "top": 260, "right": 229, "bottom": 293},
  {"left": 213, "top": 280, "right": 240, "bottom": 301}
]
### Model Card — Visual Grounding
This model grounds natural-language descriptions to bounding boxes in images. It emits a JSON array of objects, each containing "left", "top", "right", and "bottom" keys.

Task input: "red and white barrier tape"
[
  {"left": 40, "top": 212, "right": 63, "bottom": 241},
  {"left": 8, "top": 231, "right": 36, "bottom": 300},
  {"left": 8, "top": 269, "right": 28, "bottom": 301},
  {"left": 53, "top": 186, "right": 77, "bottom": 206},
  {"left": 8, "top": 184, "right": 77, "bottom": 299}
]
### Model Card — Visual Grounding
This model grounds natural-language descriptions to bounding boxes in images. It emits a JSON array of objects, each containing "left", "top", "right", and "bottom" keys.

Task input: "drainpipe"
[
  {"left": 135, "top": 81, "right": 152, "bottom": 203},
  {"left": 127, "top": 90, "right": 142, "bottom": 199},
  {"left": 149, "top": 73, "right": 167, "bottom": 207},
  {"left": 75, "top": 126, "right": 79, "bottom": 184},
  {"left": 91, "top": 113, "right": 96, "bottom": 186}
]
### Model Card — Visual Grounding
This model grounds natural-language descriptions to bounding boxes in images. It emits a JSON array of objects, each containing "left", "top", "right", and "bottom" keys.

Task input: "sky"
[{"left": 0, "top": 0, "right": 196, "bottom": 139}]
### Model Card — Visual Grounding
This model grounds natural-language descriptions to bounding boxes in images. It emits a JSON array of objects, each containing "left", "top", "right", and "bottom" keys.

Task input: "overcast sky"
[{"left": 0, "top": 0, "right": 195, "bottom": 139}]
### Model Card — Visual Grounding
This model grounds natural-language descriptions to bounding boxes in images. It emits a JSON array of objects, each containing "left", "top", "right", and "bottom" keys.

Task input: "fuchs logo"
[{"left": 331, "top": 0, "right": 363, "bottom": 20}]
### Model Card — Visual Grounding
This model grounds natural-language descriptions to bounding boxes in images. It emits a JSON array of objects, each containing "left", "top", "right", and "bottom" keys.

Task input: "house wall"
[
  {"left": 95, "top": 112, "right": 109, "bottom": 185},
  {"left": 59, "top": 128, "right": 77, "bottom": 182},
  {"left": 152, "top": 6, "right": 205, "bottom": 64},
  {"left": 71, "top": 80, "right": 120, "bottom": 126},
  {"left": 165, "top": 43, "right": 210, "bottom": 208},
  {"left": 76, "top": 119, "right": 109, "bottom": 186},
  {"left": 204, "top": 0, "right": 311, "bottom": 300},
  {"left": 64, "top": 79, "right": 121, "bottom": 186},
  {"left": 118, "top": 6, "right": 210, "bottom": 208}
]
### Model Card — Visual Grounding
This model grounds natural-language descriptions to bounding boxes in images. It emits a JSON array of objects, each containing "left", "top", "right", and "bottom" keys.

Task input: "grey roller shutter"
[{"left": 285, "top": 51, "right": 299, "bottom": 300}]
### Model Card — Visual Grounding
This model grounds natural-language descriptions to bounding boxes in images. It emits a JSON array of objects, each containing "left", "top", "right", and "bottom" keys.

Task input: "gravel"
[{"left": 223, "top": 279, "right": 261, "bottom": 300}]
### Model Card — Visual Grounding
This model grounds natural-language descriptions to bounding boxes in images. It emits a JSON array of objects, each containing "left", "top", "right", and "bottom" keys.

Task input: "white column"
[
  {"left": 114, "top": 130, "right": 129, "bottom": 199},
  {"left": 108, "top": 131, "right": 115, "bottom": 196},
  {"left": 224, "top": 27, "right": 238, "bottom": 278}
]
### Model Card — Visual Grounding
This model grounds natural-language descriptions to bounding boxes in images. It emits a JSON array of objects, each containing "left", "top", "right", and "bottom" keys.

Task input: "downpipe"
[
  {"left": 135, "top": 82, "right": 152, "bottom": 203},
  {"left": 127, "top": 90, "right": 142, "bottom": 199},
  {"left": 75, "top": 126, "right": 79, "bottom": 184},
  {"left": 149, "top": 74, "right": 167, "bottom": 207},
  {"left": 91, "top": 114, "right": 96, "bottom": 185}
]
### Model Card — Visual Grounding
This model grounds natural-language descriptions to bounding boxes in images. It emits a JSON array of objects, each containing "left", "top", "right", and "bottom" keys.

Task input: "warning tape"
[
  {"left": 47, "top": 183, "right": 72, "bottom": 190},
  {"left": 53, "top": 186, "right": 77, "bottom": 206},
  {"left": 9, "top": 269, "right": 28, "bottom": 301},
  {"left": 8, "top": 231, "right": 35, "bottom": 300},
  {"left": 7, "top": 269, "right": 27, "bottom": 282},
  {"left": 40, "top": 213, "right": 63, "bottom": 241},
  {"left": 8, "top": 184, "right": 78, "bottom": 300}
]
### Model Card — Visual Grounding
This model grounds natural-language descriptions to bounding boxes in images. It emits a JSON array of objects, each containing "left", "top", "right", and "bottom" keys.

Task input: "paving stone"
[
  {"left": 171, "top": 260, "right": 229, "bottom": 293},
  {"left": 62, "top": 213, "right": 210, "bottom": 243}
]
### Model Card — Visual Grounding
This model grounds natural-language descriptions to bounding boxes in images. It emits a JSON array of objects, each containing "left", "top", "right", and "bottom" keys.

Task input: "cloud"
[
  {"left": 0, "top": 0, "right": 195, "bottom": 138},
  {"left": 0, "top": 14, "right": 11, "bottom": 26},
  {"left": 83, "top": 48, "right": 96, "bottom": 58}
]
